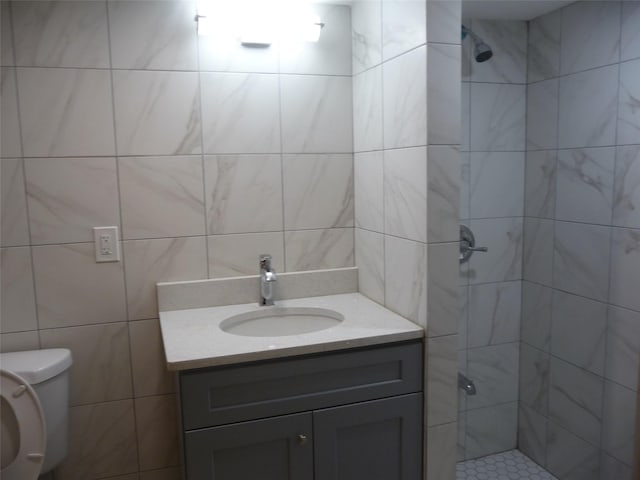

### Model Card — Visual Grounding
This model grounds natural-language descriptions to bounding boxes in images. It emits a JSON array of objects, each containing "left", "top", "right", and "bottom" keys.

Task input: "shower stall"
[{"left": 457, "top": 2, "right": 640, "bottom": 479}]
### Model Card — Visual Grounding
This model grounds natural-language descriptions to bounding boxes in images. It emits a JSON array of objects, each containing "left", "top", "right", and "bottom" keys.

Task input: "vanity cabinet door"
[
  {"left": 313, "top": 393, "right": 423, "bottom": 480},
  {"left": 184, "top": 412, "right": 313, "bottom": 480}
]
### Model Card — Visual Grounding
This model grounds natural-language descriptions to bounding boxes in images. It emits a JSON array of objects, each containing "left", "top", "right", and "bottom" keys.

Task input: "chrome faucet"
[{"left": 259, "top": 254, "right": 277, "bottom": 306}]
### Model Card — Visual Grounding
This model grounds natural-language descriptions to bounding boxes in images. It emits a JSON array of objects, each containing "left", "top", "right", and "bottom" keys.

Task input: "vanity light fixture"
[{"left": 195, "top": 1, "right": 324, "bottom": 46}]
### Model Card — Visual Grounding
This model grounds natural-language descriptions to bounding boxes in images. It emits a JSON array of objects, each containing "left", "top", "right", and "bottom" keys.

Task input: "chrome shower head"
[{"left": 461, "top": 24, "right": 493, "bottom": 63}]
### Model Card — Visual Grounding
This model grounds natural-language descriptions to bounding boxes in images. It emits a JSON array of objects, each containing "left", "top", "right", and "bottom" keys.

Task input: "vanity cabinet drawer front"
[{"left": 180, "top": 341, "right": 423, "bottom": 430}]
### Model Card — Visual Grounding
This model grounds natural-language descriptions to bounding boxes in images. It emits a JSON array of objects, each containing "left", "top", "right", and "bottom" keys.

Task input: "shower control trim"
[{"left": 460, "top": 225, "right": 488, "bottom": 264}]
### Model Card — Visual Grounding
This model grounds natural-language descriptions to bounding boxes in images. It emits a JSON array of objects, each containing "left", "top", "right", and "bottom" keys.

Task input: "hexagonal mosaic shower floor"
[{"left": 457, "top": 449, "right": 558, "bottom": 480}]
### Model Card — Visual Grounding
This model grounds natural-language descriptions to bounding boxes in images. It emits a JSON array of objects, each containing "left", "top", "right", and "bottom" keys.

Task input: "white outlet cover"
[{"left": 93, "top": 226, "right": 120, "bottom": 263}]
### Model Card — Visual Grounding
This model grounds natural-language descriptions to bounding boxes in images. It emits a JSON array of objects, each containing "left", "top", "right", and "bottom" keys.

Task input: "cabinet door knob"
[{"left": 296, "top": 434, "right": 308, "bottom": 445}]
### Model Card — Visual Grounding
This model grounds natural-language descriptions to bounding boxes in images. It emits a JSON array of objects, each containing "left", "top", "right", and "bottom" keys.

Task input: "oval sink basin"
[{"left": 221, "top": 307, "right": 344, "bottom": 337}]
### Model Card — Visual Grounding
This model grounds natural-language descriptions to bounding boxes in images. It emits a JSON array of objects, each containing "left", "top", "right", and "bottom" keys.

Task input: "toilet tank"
[{"left": 0, "top": 349, "right": 73, "bottom": 474}]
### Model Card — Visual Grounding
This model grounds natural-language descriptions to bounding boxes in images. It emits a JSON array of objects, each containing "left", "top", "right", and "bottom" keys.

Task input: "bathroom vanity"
[
  {"left": 158, "top": 268, "right": 425, "bottom": 480},
  {"left": 179, "top": 340, "right": 423, "bottom": 479}
]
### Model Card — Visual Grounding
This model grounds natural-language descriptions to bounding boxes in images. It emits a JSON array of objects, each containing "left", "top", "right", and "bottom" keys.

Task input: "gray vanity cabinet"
[{"left": 179, "top": 340, "right": 423, "bottom": 480}]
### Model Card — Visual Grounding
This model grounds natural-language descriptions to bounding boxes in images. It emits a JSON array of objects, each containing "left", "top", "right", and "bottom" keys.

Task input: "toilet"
[{"left": 1, "top": 348, "right": 72, "bottom": 480}]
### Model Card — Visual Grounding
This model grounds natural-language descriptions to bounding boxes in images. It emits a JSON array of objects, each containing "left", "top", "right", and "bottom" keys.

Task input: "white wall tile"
[
  {"left": 427, "top": 243, "right": 459, "bottom": 337},
  {"left": 283, "top": 154, "right": 353, "bottom": 230},
  {"left": 355, "top": 228, "right": 384, "bottom": 305},
  {"left": 428, "top": 146, "right": 460, "bottom": 244},
  {"left": 281, "top": 75, "right": 353, "bottom": 153},
  {"left": 284, "top": 228, "right": 354, "bottom": 271},
  {"left": 518, "top": 404, "right": 548, "bottom": 466},
  {"left": 560, "top": 1, "right": 621, "bottom": 75},
  {"left": 208, "top": 232, "right": 284, "bottom": 279},
  {"left": 428, "top": 44, "right": 461, "bottom": 145},
  {"left": 124, "top": 237, "right": 207, "bottom": 320},
  {"left": 24, "top": 157, "right": 120, "bottom": 245},
  {"left": 1, "top": 2, "right": 14, "bottom": 66},
  {"left": 198, "top": 26, "right": 278, "bottom": 73},
  {"left": 12, "top": 1, "right": 109, "bottom": 68},
  {"left": 461, "top": 82, "right": 470, "bottom": 152},
  {"left": 354, "top": 151, "right": 384, "bottom": 232},
  {"left": 554, "top": 221, "right": 611, "bottom": 302},
  {"left": 605, "top": 305, "right": 640, "bottom": 391},
  {"left": 205, "top": 155, "right": 283, "bottom": 234},
  {"left": 617, "top": 58, "right": 640, "bottom": 145},
  {"left": 427, "top": 1, "right": 461, "bottom": 45},
  {"left": 555, "top": 147, "right": 615, "bottom": 225},
  {"left": 558, "top": 65, "right": 618, "bottom": 149},
  {"left": 427, "top": 335, "right": 458, "bottom": 425},
  {"left": 0, "top": 247, "right": 37, "bottom": 333},
  {"left": 113, "top": 71, "right": 201, "bottom": 156},
  {"left": 57, "top": 400, "right": 138, "bottom": 479},
  {"left": 523, "top": 218, "right": 554, "bottom": 286},
  {"left": 468, "top": 217, "right": 523, "bottom": 284},
  {"left": 353, "top": 66, "right": 383, "bottom": 152},
  {"left": 109, "top": 1, "right": 197, "bottom": 71},
  {"left": 525, "top": 150, "right": 557, "bottom": 219},
  {"left": 134, "top": 394, "right": 180, "bottom": 471},
  {"left": 18, "top": 68, "right": 115, "bottom": 157},
  {"left": 40, "top": 322, "right": 132, "bottom": 405},
  {"left": 469, "top": 151, "right": 524, "bottom": 218},
  {"left": 381, "top": 0, "right": 426, "bottom": 61},
  {"left": 551, "top": 291, "right": 607, "bottom": 376},
  {"left": 460, "top": 152, "right": 470, "bottom": 219},
  {"left": 459, "top": 286, "right": 468, "bottom": 348},
  {"left": 1, "top": 68, "right": 21, "bottom": 158},
  {"left": 384, "top": 146, "right": 427, "bottom": 243},
  {"left": 601, "top": 381, "right": 636, "bottom": 466},
  {"left": 427, "top": 422, "right": 457, "bottom": 480},
  {"left": 0, "top": 331, "right": 39, "bottom": 353},
  {"left": 384, "top": 235, "right": 426, "bottom": 327},
  {"left": 468, "top": 20, "right": 527, "bottom": 84},
  {"left": 468, "top": 281, "right": 521, "bottom": 348},
  {"left": 351, "top": 0, "right": 382, "bottom": 74},
  {"left": 519, "top": 343, "right": 550, "bottom": 415},
  {"left": 526, "top": 78, "right": 559, "bottom": 150},
  {"left": 119, "top": 156, "right": 205, "bottom": 240},
  {"left": 129, "top": 319, "right": 176, "bottom": 397},
  {"left": 600, "top": 453, "right": 634, "bottom": 480},
  {"left": 548, "top": 357, "right": 604, "bottom": 445},
  {"left": 201, "top": 73, "right": 280, "bottom": 154},
  {"left": 1, "top": 159, "right": 29, "bottom": 247},
  {"left": 467, "top": 343, "right": 519, "bottom": 409},
  {"left": 32, "top": 243, "right": 127, "bottom": 328},
  {"left": 546, "top": 421, "right": 600, "bottom": 480},
  {"left": 279, "top": 4, "right": 352, "bottom": 76},
  {"left": 622, "top": 1, "right": 640, "bottom": 61},
  {"left": 614, "top": 145, "right": 640, "bottom": 228},
  {"left": 470, "top": 83, "right": 525, "bottom": 151},
  {"left": 528, "top": 9, "right": 561, "bottom": 83},
  {"left": 465, "top": 403, "right": 518, "bottom": 459},
  {"left": 383, "top": 46, "right": 427, "bottom": 149},
  {"left": 609, "top": 227, "right": 640, "bottom": 312},
  {"left": 521, "top": 281, "right": 552, "bottom": 352}
]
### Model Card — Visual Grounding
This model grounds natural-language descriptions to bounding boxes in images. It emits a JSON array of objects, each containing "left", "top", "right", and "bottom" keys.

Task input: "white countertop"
[{"left": 159, "top": 292, "right": 424, "bottom": 371}]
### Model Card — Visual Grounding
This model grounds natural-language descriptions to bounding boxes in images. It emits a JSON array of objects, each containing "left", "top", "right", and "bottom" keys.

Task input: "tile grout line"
[{"left": 104, "top": 1, "right": 142, "bottom": 476}]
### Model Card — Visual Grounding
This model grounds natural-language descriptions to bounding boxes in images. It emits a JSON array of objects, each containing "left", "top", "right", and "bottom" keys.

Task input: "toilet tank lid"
[{"left": 0, "top": 348, "right": 72, "bottom": 385}]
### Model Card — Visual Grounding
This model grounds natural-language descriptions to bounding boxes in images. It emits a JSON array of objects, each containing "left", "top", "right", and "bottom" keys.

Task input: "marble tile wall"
[
  {"left": 0, "top": 1, "right": 355, "bottom": 479},
  {"left": 458, "top": 18, "right": 527, "bottom": 461},
  {"left": 520, "top": 3, "right": 640, "bottom": 480},
  {"left": 352, "top": 1, "right": 461, "bottom": 478}
]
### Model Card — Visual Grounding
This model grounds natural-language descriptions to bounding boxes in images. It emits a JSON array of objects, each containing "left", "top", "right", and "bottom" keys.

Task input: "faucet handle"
[{"left": 259, "top": 254, "right": 272, "bottom": 269}]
